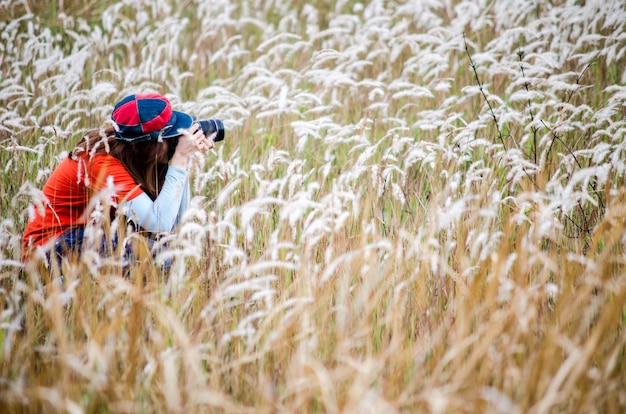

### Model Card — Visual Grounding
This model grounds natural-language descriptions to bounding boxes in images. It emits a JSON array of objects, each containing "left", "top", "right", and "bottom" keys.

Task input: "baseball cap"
[{"left": 111, "top": 93, "right": 194, "bottom": 143}]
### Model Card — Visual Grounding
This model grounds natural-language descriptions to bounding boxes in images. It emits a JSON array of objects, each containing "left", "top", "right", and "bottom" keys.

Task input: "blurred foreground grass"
[{"left": 1, "top": 0, "right": 626, "bottom": 412}]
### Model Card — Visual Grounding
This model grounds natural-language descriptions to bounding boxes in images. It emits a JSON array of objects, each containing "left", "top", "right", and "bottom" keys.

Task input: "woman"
[{"left": 23, "top": 93, "right": 213, "bottom": 266}]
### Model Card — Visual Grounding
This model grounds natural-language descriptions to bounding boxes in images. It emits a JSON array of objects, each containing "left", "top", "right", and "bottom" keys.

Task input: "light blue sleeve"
[
  {"left": 120, "top": 166, "right": 189, "bottom": 233},
  {"left": 179, "top": 174, "right": 190, "bottom": 221}
]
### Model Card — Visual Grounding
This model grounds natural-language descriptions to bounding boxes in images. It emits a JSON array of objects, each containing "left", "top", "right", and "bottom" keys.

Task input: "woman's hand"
[
  {"left": 193, "top": 123, "right": 214, "bottom": 154},
  {"left": 169, "top": 123, "right": 214, "bottom": 169}
]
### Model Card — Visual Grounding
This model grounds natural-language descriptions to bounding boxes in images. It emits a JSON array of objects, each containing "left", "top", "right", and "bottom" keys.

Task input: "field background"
[{"left": 1, "top": 0, "right": 626, "bottom": 412}]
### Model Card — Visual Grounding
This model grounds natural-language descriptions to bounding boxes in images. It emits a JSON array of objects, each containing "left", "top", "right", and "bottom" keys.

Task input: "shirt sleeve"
[
  {"left": 179, "top": 175, "right": 191, "bottom": 220},
  {"left": 120, "top": 166, "right": 189, "bottom": 232}
]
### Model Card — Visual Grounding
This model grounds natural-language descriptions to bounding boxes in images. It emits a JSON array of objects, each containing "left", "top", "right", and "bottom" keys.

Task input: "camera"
[
  {"left": 197, "top": 119, "right": 225, "bottom": 142},
  {"left": 166, "top": 119, "right": 225, "bottom": 161}
]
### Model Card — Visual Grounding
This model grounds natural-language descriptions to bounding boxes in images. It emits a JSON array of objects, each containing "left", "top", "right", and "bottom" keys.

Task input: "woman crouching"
[{"left": 23, "top": 93, "right": 215, "bottom": 276}]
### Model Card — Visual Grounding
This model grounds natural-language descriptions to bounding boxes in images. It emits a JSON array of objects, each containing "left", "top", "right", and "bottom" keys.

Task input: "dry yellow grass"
[{"left": 1, "top": 0, "right": 626, "bottom": 413}]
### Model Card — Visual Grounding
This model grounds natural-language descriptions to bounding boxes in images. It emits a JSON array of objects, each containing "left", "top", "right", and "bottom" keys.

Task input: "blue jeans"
[
  {"left": 53, "top": 227, "right": 172, "bottom": 276},
  {"left": 53, "top": 227, "right": 129, "bottom": 272}
]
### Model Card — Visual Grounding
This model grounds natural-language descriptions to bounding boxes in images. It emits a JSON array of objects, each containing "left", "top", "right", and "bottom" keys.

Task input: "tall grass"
[{"left": 1, "top": 0, "right": 626, "bottom": 412}]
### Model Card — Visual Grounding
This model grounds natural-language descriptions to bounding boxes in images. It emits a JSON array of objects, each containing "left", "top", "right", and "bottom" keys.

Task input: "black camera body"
[
  {"left": 197, "top": 119, "right": 225, "bottom": 142},
  {"left": 166, "top": 119, "right": 225, "bottom": 160}
]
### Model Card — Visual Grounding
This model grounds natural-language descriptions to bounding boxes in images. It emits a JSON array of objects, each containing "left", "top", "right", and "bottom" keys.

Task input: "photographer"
[{"left": 23, "top": 93, "right": 219, "bottom": 269}]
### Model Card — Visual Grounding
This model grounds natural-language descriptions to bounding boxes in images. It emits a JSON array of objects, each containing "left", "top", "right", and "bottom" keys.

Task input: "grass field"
[{"left": 1, "top": 0, "right": 626, "bottom": 412}]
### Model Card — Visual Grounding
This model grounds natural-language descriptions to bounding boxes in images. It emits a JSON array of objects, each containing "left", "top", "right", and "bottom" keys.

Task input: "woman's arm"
[
  {"left": 179, "top": 173, "right": 191, "bottom": 220},
  {"left": 121, "top": 167, "right": 187, "bottom": 232},
  {"left": 120, "top": 122, "right": 210, "bottom": 233},
  {"left": 121, "top": 166, "right": 188, "bottom": 232}
]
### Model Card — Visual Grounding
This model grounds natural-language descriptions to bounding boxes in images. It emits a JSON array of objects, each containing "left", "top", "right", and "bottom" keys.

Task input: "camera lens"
[{"left": 197, "top": 119, "right": 225, "bottom": 142}]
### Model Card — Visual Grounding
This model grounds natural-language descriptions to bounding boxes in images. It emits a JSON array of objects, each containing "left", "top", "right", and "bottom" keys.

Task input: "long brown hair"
[{"left": 72, "top": 127, "right": 170, "bottom": 200}]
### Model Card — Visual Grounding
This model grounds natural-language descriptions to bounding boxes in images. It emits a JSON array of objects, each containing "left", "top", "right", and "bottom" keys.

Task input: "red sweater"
[{"left": 23, "top": 154, "right": 143, "bottom": 251}]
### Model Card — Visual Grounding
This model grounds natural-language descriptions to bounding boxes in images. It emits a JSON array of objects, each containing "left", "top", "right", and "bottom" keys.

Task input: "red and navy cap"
[{"left": 111, "top": 93, "right": 193, "bottom": 143}]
